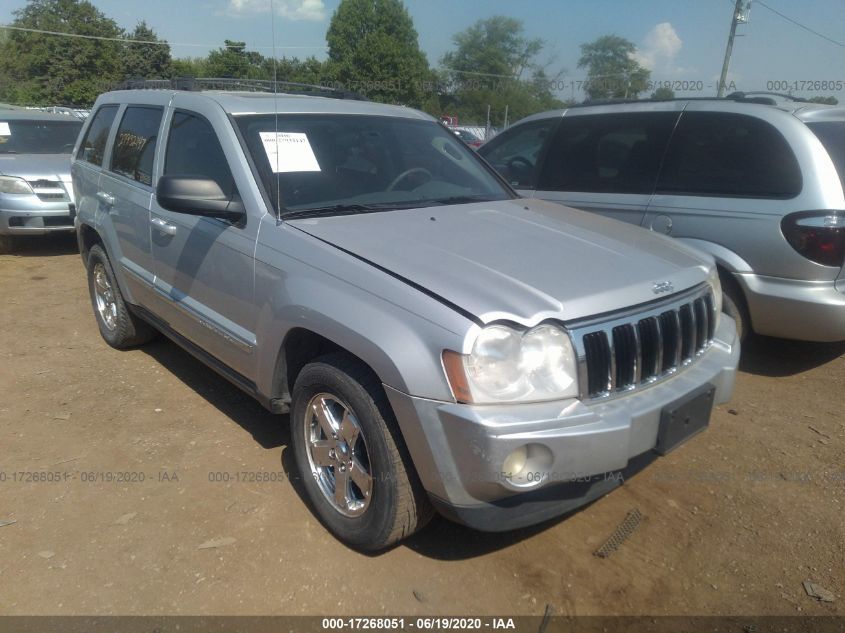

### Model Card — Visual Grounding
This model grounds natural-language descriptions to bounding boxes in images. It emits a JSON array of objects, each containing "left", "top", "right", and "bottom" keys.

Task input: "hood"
[
  {"left": 0, "top": 154, "right": 73, "bottom": 182},
  {"left": 288, "top": 198, "right": 713, "bottom": 325}
]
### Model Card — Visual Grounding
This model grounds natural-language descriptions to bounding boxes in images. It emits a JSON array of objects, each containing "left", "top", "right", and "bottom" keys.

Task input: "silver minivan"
[
  {"left": 0, "top": 109, "right": 82, "bottom": 253},
  {"left": 480, "top": 95, "right": 845, "bottom": 342}
]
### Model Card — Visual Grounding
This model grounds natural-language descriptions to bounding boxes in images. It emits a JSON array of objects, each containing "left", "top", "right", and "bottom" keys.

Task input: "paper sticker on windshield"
[
  {"left": 260, "top": 132, "right": 321, "bottom": 173},
  {"left": 0, "top": 122, "right": 10, "bottom": 136}
]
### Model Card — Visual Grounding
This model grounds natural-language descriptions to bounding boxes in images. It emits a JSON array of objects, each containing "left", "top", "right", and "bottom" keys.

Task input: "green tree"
[
  {"left": 651, "top": 86, "right": 675, "bottom": 100},
  {"left": 326, "top": 0, "right": 430, "bottom": 106},
  {"left": 170, "top": 57, "right": 209, "bottom": 78},
  {"left": 273, "top": 56, "right": 328, "bottom": 86},
  {"left": 0, "top": 0, "right": 123, "bottom": 106},
  {"left": 439, "top": 16, "right": 564, "bottom": 125},
  {"left": 808, "top": 95, "right": 839, "bottom": 105},
  {"left": 578, "top": 35, "right": 650, "bottom": 101},
  {"left": 204, "top": 40, "right": 271, "bottom": 79},
  {"left": 121, "top": 21, "right": 172, "bottom": 80}
]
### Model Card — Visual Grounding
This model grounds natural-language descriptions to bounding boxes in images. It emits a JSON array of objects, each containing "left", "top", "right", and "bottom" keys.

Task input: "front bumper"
[
  {"left": 0, "top": 199, "right": 75, "bottom": 235},
  {"left": 386, "top": 315, "right": 739, "bottom": 532},
  {"left": 737, "top": 272, "right": 845, "bottom": 342}
]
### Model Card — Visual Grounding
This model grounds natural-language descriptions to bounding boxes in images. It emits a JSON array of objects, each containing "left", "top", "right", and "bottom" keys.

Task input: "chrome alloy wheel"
[
  {"left": 92, "top": 263, "right": 118, "bottom": 331},
  {"left": 304, "top": 393, "right": 373, "bottom": 517}
]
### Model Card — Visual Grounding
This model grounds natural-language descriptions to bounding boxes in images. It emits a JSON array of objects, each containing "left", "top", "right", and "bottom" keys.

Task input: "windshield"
[
  {"left": 235, "top": 114, "right": 511, "bottom": 216},
  {"left": 0, "top": 119, "right": 82, "bottom": 154},
  {"left": 808, "top": 121, "right": 845, "bottom": 194}
]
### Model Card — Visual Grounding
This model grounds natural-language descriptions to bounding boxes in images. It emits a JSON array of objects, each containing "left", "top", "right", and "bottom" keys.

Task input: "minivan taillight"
[{"left": 781, "top": 211, "right": 845, "bottom": 268}]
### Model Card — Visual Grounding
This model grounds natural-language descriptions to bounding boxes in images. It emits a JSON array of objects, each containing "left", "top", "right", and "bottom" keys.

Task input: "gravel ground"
[{"left": 0, "top": 234, "right": 842, "bottom": 616}]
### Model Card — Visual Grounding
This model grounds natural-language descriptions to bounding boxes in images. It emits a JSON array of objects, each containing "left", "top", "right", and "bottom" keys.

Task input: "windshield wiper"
[
  {"left": 284, "top": 201, "right": 423, "bottom": 219},
  {"left": 426, "top": 194, "right": 499, "bottom": 205},
  {"left": 0, "top": 150, "right": 18, "bottom": 154},
  {"left": 283, "top": 195, "right": 500, "bottom": 220}
]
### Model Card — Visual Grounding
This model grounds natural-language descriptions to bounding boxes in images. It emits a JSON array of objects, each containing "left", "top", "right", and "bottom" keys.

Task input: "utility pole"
[
  {"left": 718, "top": 0, "right": 749, "bottom": 97},
  {"left": 485, "top": 104, "right": 491, "bottom": 139}
]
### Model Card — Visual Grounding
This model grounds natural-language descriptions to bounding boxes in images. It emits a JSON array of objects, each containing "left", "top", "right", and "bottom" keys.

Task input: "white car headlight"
[
  {"left": 0, "top": 175, "right": 34, "bottom": 195},
  {"left": 443, "top": 323, "right": 579, "bottom": 404},
  {"left": 707, "top": 266, "right": 723, "bottom": 329}
]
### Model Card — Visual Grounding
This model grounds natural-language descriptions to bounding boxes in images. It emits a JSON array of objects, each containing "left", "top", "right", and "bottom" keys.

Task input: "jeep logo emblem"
[{"left": 652, "top": 281, "right": 674, "bottom": 295}]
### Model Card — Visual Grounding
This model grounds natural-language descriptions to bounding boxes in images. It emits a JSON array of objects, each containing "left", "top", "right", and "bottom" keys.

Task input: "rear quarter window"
[
  {"left": 657, "top": 112, "right": 802, "bottom": 199},
  {"left": 806, "top": 121, "right": 845, "bottom": 194}
]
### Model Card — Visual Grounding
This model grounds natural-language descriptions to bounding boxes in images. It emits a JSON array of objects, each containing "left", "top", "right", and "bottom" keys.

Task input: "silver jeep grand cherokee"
[{"left": 72, "top": 88, "right": 739, "bottom": 550}]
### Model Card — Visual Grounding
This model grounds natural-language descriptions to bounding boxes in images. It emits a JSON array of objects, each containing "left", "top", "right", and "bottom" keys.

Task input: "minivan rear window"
[
  {"left": 807, "top": 122, "right": 845, "bottom": 194},
  {"left": 657, "top": 112, "right": 802, "bottom": 199}
]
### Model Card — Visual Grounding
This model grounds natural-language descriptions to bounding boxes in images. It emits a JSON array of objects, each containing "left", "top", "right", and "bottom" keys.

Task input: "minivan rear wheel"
[
  {"left": 290, "top": 353, "right": 433, "bottom": 551},
  {"left": 86, "top": 245, "right": 156, "bottom": 348}
]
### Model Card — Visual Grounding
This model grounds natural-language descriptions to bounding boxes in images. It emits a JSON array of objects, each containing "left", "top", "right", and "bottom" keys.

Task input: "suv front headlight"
[
  {"left": 0, "top": 176, "right": 34, "bottom": 195},
  {"left": 707, "top": 266, "right": 723, "bottom": 329},
  {"left": 443, "top": 323, "right": 579, "bottom": 404}
]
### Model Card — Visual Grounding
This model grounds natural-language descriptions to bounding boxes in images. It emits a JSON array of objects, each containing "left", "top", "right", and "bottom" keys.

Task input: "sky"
[{"left": 2, "top": 0, "right": 845, "bottom": 102}]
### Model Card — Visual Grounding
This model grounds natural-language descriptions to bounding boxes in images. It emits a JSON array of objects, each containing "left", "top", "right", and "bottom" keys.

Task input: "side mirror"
[{"left": 156, "top": 175, "right": 244, "bottom": 221}]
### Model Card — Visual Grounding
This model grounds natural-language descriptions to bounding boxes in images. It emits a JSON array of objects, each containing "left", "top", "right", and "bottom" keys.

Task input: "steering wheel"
[
  {"left": 507, "top": 156, "right": 533, "bottom": 172},
  {"left": 387, "top": 167, "right": 432, "bottom": 191}
]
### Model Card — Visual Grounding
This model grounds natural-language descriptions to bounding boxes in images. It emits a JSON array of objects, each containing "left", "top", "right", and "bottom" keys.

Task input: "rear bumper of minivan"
[{"left": 737, "top": 273, "right": 845, "bottom": 342}]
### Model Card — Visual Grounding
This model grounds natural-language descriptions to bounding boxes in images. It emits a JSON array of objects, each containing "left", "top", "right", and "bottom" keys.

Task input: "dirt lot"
[{"left": 0, "top": 234, "right": 843, "bottom": 616}]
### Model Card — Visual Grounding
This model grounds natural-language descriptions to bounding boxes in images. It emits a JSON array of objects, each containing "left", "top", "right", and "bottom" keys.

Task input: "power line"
[
  {"left": 754, "top": 0, "right": 845, "bottom": 49},
  {"left": 0, "top": 24, "right": 327, "bottom": 50}
]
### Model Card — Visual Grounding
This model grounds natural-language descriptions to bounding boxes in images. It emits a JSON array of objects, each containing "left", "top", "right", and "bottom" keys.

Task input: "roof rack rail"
[
  {"left": 113, "top": 77, "right": 368, "bottom": 101},
  {"left": 567, "top": 91, "right": 812, "bottom": 109},
  {"left": 725, "top": 91, "right": 808, "bottom": 105}
]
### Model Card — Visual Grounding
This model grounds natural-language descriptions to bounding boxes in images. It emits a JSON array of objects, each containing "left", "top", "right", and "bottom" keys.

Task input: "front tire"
[
  {"left": 86, "top": 244, "right": 156, "bottom": 348},
  {"left": 720, "top": 271, "right": 750, "bottom": 343},
  {"left": 290, "top": 353, "right": 433, "bottom": 551}
]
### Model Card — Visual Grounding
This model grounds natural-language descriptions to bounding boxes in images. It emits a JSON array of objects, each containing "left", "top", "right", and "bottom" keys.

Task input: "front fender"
[{"left": 253, "top": 225, "right": 474, "bottom": 402}]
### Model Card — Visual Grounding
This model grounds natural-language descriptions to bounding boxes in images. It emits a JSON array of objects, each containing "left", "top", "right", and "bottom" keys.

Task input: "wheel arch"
[{"left": 77, "top": 222, "right": 104, "bottom": 267}]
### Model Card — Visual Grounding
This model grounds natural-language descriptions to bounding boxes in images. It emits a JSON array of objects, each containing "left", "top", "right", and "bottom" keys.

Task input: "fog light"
[
  {"left": 502, "top": 446, "right": 528, "bottom": 477},
  {"left": 502, "top": 443, "right": 554, "bottom": 489}
]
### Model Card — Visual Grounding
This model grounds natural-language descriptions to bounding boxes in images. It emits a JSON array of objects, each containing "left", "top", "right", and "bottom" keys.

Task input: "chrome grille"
[
  {"left": 27, "top": 179, "right": 69, "bottom": 203},
  {"left": 572, "top": 286, "right": 717, "bottom": 400}
]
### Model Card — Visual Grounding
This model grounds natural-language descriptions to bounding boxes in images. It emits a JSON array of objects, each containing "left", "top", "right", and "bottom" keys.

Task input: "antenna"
[{"left": 270, "top": 0, "right": 281, "bottom": 219}]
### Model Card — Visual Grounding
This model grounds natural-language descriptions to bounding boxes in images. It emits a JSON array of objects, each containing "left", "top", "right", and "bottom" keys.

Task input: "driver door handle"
[
  {"left": 96, "top": 191, "right": 115, "bottom": 206},
  {"left": 150, "top": 216, "right": 177, "bottom": 236}
]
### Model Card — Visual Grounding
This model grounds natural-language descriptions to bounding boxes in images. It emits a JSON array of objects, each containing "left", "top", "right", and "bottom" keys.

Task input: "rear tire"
[
  {"left": 290, "top": 353, "right": 433, "bottom": 551},
  {"left": 86, "top": 244, "right": 156, "bottom": 348}
]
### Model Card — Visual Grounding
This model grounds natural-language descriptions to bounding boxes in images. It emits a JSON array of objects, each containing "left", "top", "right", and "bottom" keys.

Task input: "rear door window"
[
  {"left": 110, "top": 106, "right": 163, "bottom": 186},
  {"left": 807, "top": 121, "right": 845, "bottom": 194},
  {"left": 657, "top": 111, "right": 802, "bottom": 198},
  {"left": 478, "top": 119, "right": 557, "bottom": 189},
  {"left": 78, "top": 105, "right": 118, "bottom": 167},
  {"left": 537, "top": 112, "right": 678, "bottom": 194}
]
